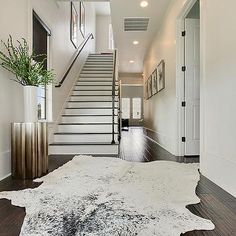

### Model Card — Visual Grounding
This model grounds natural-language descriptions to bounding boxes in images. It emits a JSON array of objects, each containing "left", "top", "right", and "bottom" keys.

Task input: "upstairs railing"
[
  {"left": 55, "top": 33, "right": 94, "bottom": 88},
  {"left": 111, "top": 49, "right": 117, "bottom": 144}
]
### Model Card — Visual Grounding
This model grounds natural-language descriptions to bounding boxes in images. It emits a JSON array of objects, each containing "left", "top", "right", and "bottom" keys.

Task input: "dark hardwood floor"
[
  {"left": 120, "top": 127, "right": 199, "bottom": 163},
  {"left": 0, "top": 127, "right": 235, "bottom": 235},
  {"left": 120, "top": 127, "right": 236, "bottom": 236}
]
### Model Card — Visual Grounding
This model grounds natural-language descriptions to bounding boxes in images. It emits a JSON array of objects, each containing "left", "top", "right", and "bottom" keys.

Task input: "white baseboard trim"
[
  {"left": 0, "top": 173, "right": 11, "bottom": 181},
  {"left": 143, "top": 127, "right": 175, "bottom": 155},
  {"left": 0, "top": 150, "right": 11, "bottom": 181},
  {"left": 201, "top": 152, "right": 236, "bottom": 198}
]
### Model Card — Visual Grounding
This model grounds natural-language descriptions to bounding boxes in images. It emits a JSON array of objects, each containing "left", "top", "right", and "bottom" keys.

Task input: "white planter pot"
[{"left": 23, "top": 86, "right": 38, "bottom": 122}]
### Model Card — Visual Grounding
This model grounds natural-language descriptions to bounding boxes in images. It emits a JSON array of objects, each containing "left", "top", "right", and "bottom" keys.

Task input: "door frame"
[
  {"left": 176, "top": 0, "right": 204, "bottom": 157},
  {"left": 121, "top": 84, "right": 144, "bottom": 126},
  {"left": 30, "top": 9, "right": 53, "bottom": 122}
]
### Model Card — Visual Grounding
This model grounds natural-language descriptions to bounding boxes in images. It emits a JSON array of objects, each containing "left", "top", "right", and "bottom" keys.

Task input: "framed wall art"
[
  {"left": 70, "top": 2, "right": 78, "bottom": 48},
  {"left": 148, "top": 76, "right": 152, "bottom": 98},
  {"left": 145, "top": 80, "right": 149, "bottom": 100},
  {"left": 157, "top": 60, "right": 165, "bottom": 92},
  {"left": 80, "top": 2, "right": 85, "bottom": 38},
  {"left": 151, "top": 69, "right": 158, "bottom": 95}
]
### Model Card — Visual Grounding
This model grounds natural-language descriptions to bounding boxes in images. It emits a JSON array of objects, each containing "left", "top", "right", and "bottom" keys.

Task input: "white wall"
[
  {"left": 0, "top": 0, "right": 28, "bottom": 180},
  {"left": 31, "top": 0, "right": 96, "bottom": 122},
  {"left": 96, "top": 15, "right": 111, "bottom": 53},
  {"left": 143, "top": 0, "right": 236, "bottom": 197},
  {"left": 187, "top": 0, "right": 199, "bottom": 19},
  {"left": 0, "top": 0, "right": 96, "bottom": 180},
  {"left": 119, "top": 73, "right": 143, "bottom": 85},
  {"left": 200, "top": 0, "right": 236, "bottom": 197},
  {"left": 143, "top": 0, "right": 185, "bottom": 155}
]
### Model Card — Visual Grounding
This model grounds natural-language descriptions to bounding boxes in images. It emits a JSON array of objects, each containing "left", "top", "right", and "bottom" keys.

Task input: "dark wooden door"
[{"left": 33, "top": 12, "right": 48, "bottom": 69}]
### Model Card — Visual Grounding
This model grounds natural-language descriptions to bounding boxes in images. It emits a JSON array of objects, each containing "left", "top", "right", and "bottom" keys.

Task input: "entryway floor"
[
  {"left": 0, "top": 127, "right": 235, "bottom": 235},
  {"left": 120, "top": 127, "right": 199, "bottom": 163}
]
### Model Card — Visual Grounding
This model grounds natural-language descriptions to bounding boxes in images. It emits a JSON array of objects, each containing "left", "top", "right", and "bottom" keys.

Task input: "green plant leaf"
[{"left": 0, "top": 35, "right": 54, "bottom": 86}]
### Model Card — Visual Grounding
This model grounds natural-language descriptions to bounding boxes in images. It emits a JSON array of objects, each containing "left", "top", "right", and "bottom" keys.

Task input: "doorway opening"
[
  {"left": 176, "top": 0, "right": 200, "bottom": 157},
  {"left": 33, "top": 11, "right": 51, "bottom": 120},
  {"left": 121, "top": 85, "right": 143, "bottom": 127}
]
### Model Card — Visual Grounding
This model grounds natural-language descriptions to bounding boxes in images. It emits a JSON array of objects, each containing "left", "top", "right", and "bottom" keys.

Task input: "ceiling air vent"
[{"left": 124, "top": 17, "right": 149, "bottom": 32}]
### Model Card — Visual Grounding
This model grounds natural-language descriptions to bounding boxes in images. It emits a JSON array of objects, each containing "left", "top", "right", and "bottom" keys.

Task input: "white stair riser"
[
  {"left": 82, "top": 68, "right": 113, "bottom": 71},
  {"left": 87, "top": 58, "right": 113, "bottom": 61},
  {"left": 64, "top": 109, "right": 118, "bottom": 115},
  {"left": 81, "top": 71, "right": 113, "bottom": 74},
  {"left": 83, "top": 67, "right": 113, "bottom": 69},
  {"left": 83, "top": 67, "right": 113, "bottom": 70},
  {"left": 89, "top": 54, "right": 113, "bottom": 55},
  {"left": 84, "top": 62, "right": 113, "bottom": 64},
  {"left": 54, "top": 134, "right": 118, "bottom": 143},
  {"left": 76, "top": 81, "right": 115, "bottom": 86},
  {"left": 87, "top": 57, "right": 113, "bottom": 59},
  {"left": 82, "top": 71, "right": 113, "bottom": 74},
  {"left": 86, "top": 59, "right": 113, "bottom": 62},
  {"left": 89, "top": 55, "right": 113, "bottom": 57},
  {"left": 84, "top": 64, "right": 113, "bottom": 67},
  {"left": 80, "top": 74, "right": 113, "bottom": 78},
  {"left": 72, "top": 90, "right": 118, "bottom": 96},
  {"left": 88, "top": 54, "right": 113, "bottom": 58},
  {"left": 79, "top": 78, "right": 114, "bottom": 81},
  {"left": 49, "top": 145, "right": 118, "bottom": 155},
  {"left": 62, "top": 116, "right": 118, "bottom": 123},
  {"left": 86, "top": 56, "right": 112, "bottom": 58},
  {"left": 70, "top": 96, "right": 118, "bottom": 101},
  {"left": 58, "top": 124, "right": 118, "bottom": 133},
  {"left": 74, "top": 85, "right": 118, "bottom": 90},
  {"left": 67, "top": 102, "right": 118, "bottom": 108},
  {"left": 85, "top": 61, "right": 113, "bottom": 63}
]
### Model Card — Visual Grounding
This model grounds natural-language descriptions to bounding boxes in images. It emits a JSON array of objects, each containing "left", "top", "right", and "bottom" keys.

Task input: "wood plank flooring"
[
  {"left": 120, "top": 127, "right": 236, "bottom": 236},
  {"left": 120, "top": 127, "right": 199, "bottom": 163},
  {"left": 0, "top": 127, "right": 235, "bottom": 235}
]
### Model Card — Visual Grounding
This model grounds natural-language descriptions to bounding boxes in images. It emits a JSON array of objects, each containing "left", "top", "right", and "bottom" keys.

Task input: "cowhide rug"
[{"left": 0, "top": 156, "right": 214, "bottom": 235}]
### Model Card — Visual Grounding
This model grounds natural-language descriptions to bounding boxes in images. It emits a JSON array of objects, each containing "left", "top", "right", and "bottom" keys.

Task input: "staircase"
[{"left": 49, "top": 53, "right": 119, "bottom": 156}]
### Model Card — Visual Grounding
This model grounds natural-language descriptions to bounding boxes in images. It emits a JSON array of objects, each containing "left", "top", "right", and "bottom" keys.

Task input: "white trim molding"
[
  {"left": 144, "top": 127, "right": 176, "bottom": 155},
  {"left": 175, "top": 0, "right": 200, "bottom": 156},
  {"left": 0, "top": 150, "right": 11, "bottom": 181},
  {"left": 201, "top": 152, "right": 236, "bottom": 197}
]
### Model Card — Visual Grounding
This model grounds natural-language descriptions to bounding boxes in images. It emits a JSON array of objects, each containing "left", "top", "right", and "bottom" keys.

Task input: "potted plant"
[{"left": 0, "top": 35, "right": 54, "bottom": 122}]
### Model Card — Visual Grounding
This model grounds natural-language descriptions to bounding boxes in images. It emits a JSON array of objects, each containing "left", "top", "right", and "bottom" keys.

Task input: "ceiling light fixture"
[
  {"left": 129, "top": 60, "right": 134, "bottom": 63},
  {"left": 140, "top": 1, "right": 148, "bottom": 8},
  {"left": 133, "top": 40, "right": 139, "bottom": 45}
]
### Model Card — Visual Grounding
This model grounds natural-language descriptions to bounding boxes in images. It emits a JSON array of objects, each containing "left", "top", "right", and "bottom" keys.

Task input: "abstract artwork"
[
  {"left": 80, "top": 2, "right": 85, "bottom": 38},
  {"left": 151, "top": 68, "right": 158, "bottom": 95},
  {"left": 157, "top": 60, "right": 165, "bottom": 92},
  {"left": 148, "top": 76, "right": 152, "bottom": 98},
  {"left": 145, "top": 80, "right": 149, "bottom": 100},
  {"left": 70, "top": 2, "right": 78, "bottom": 48}
]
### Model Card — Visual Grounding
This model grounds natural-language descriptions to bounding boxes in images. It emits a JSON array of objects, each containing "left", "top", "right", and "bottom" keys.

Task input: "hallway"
[
  {"left": 0, "top": 0, "right": 236, "bottom": 235},
  {"left": 120, "top": 127, "right": 199, "bottom": 163},
  {"left": 0, "top": 128, "right": 235, "bottom": 235}
]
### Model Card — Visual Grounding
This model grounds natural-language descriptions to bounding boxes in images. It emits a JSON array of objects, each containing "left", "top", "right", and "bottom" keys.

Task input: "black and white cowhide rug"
[{"left": 0, "top": 156, "right": 214, "bottom": 235}]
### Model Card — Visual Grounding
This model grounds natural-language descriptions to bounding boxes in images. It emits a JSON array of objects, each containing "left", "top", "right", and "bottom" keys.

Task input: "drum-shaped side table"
[{"left": 11, "top": 122, "right": 48, "bottom": 179}]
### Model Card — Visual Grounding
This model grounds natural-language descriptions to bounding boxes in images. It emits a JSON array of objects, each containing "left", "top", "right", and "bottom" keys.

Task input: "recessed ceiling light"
[
  {"left": 140, "top": 1, "right": 148, "bottom": 8},
  {"left": 129, "top": 60, "right": 134, "bottom": 63},
  {"left": 133, "top": 40, "right": 139, "bottom": 45}
]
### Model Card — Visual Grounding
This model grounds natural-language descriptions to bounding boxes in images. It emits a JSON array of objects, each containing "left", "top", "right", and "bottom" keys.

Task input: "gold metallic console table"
[{"left": 11, "top": 122, "right": 48, "bottom": 179}]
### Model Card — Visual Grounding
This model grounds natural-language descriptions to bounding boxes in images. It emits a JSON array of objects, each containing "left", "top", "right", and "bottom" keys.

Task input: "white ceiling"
[
  {"left": 57, "top": 0, "right": 110, "bottom": 2},
  {"left": 94, "top": 2, "right": 111, "bottom": 16},
  {"left": 57, "top": 0, "right": 110, "bottom": 15},
  {"left": 110, "top": 0, "right": 172, "bottom": 73}
]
